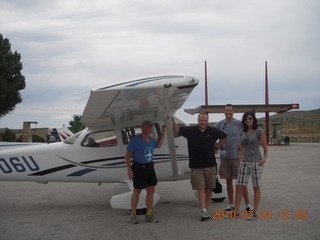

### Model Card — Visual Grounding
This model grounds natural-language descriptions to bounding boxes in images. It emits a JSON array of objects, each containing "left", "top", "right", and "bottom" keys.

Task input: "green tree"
[
  {"left": 69, "top": 114, "right": 86, "bottom": 133},
  {"left": 32, "top": 134, "right": 45, "bottom": 143},
  {"left": 0, "top": 34, "right": 26, "bottom": 118},
  {"left": 0, "top": 128, "right": 16, "bottom": 142}
]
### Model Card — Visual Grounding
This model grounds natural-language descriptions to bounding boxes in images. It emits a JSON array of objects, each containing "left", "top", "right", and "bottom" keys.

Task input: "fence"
[{"left": 286, "top": 135, "right": 320, "bottom": 143}]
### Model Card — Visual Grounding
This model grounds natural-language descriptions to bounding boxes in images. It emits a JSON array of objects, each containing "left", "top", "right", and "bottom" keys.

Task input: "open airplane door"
[{"left": 84, "top": 75, "right": 200, "bottom": 211}]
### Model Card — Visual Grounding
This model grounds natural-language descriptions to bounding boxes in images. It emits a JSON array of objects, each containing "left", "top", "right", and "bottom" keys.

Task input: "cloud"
[
  {"left": 0, "top": 0, "right": 319, "bottom": 129},
  {"left": 51, "top": 114, "right": 74, "bottom": 120}
]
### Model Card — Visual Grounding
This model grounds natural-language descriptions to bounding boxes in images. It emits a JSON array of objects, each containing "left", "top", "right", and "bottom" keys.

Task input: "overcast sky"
[{"left": 1, "top": 0, "right": 319, "bottom": 129}]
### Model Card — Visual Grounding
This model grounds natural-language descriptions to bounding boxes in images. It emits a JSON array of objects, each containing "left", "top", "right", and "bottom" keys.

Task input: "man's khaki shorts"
[
  {"left": 219, "top": 158, "right": 241, "bottom": 179},
  {"left": 190, "top": 167, "right": 216, "bottom": 190}
]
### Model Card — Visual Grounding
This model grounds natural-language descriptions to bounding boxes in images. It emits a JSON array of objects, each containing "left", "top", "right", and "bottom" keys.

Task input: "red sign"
[{"left": 290, "top": 104, "right": 300, "bottom": 109}]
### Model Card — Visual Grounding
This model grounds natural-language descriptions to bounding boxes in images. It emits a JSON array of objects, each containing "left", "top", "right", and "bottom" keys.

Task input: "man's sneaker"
[
  {"left": 131, "top": 214, "right": 139, "bottom": 224},
  {"left": 246, "top": 212, "right": 258, "bottom": 220},
  {"left": 201, "top": 209, "right": 211, "bottom": 221},
  {"left": 225, "top": 205, "right": 235, "bottom": 211},
  {"left": 246, "top": 205, "right": 253, "bottom": 211},
  {"left": 145, "top": 214, "right": 159, "bottom": 223}
]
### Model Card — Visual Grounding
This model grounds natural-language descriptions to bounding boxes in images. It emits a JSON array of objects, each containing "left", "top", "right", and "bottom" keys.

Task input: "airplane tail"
[{"left": 48, "top": 126, "right": 73, "bottom": 142}]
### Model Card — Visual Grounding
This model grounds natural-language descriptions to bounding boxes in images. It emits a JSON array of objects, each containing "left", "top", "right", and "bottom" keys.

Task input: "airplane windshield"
[
  {"left": 81, "top": 129, "right": 117, "bottom": 147},
  {"left": 63, "top": 131, "right": 82, "bottom": 144}
]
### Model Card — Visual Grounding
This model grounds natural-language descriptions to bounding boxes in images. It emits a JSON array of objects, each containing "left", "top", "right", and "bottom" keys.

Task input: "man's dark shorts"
[{"left": 132, "top": 161, "right": 157, "bottom": 189}]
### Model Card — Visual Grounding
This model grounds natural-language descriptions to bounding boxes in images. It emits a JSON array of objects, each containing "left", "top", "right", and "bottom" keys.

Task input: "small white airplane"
[{"left": 0, "top": 74, "right": 226, "bottom": 211}]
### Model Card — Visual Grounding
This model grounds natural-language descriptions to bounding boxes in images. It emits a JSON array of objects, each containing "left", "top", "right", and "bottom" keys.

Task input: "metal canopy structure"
[
  {"left": 184, "top": 103, "right": 300, "bottom": 115},
  {"left": 185, "top": 61, "right": 300, "bottom": 144}
]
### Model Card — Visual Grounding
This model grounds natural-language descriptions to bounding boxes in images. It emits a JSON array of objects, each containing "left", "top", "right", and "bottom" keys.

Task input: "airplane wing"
[{"left": 81, "top": 75, "right": 199, "bottom": 129}]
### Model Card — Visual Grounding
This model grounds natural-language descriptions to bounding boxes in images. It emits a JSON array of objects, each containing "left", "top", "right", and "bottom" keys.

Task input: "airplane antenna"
[
  {"left": 205, "top": 61, "right": 208, "bottom": 105},
  {"left": 265, "top": 61, "right": 270, "bottom": 144}
]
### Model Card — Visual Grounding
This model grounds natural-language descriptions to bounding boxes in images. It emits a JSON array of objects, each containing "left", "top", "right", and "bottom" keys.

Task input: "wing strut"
[
  {"left": 164, "top": 116, "right": 180, "bottom": 178},
  {"left": 162, "top": 85, "right": 180, "bottom": 178}
]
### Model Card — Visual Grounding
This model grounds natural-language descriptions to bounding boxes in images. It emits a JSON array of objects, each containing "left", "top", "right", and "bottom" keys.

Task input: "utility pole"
[
  {"left": 265, "top": 61, "right": 270, "bottom": 144},
  {"left": 205, "top": 61, "right": 208, "bottom": 105}
]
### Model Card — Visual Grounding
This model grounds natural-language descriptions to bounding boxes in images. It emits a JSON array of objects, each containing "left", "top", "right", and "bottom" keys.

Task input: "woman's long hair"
[{"left": 242, "top": 111, "right": 258, "bottom": 132}]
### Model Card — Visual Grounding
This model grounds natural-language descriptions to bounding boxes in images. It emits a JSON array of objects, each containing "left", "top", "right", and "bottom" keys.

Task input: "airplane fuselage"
[{"left": 0, "top": 123, "right": 190, "bottom": 183}]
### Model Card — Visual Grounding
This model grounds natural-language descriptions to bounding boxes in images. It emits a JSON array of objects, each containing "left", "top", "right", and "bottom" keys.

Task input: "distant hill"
[
  {"left": 259, "top": 109, "right": 320, "bottom": 130},
  {"left": 258, "top": 108, "right": 320, "bottom": 142},
  {"left": 264, "top": 108, "right": 320, "bottom": 121}
]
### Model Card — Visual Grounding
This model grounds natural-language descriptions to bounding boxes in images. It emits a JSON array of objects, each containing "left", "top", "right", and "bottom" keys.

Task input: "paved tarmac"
[{"left": 0, "top": 143, "right": 319, "bottom": 240}]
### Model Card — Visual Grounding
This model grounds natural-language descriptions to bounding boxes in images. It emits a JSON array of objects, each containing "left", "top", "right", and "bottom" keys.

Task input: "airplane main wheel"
[
  {"left": 131, "top": 208, "right": 147, "bottom": 215},
  {"left": 211, "top": 197, "right": 226, "bottom": 203}
]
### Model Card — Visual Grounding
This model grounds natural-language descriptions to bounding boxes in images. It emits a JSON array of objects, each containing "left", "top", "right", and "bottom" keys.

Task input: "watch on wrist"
[{"left": 127, "top": 166, "right": 132, "bottom": 170}]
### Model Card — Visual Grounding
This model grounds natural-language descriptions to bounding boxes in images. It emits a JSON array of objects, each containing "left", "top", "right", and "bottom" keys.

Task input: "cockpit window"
[
  {"left": 122, "top": 123, "right": 160, "bottom": 145},
  {"left": 81, "top": 129, "right": 117, "bottom": 147}
]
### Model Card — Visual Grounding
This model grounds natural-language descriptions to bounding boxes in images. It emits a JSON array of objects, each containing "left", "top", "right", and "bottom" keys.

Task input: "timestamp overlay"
[{"left": 212, "top": 210, "right": 311, "bottom": 220}]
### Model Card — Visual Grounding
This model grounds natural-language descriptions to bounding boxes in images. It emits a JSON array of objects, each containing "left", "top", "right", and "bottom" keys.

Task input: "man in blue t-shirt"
[{"left": 126, "top": 120, "right": 166, "bottom": 224}]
